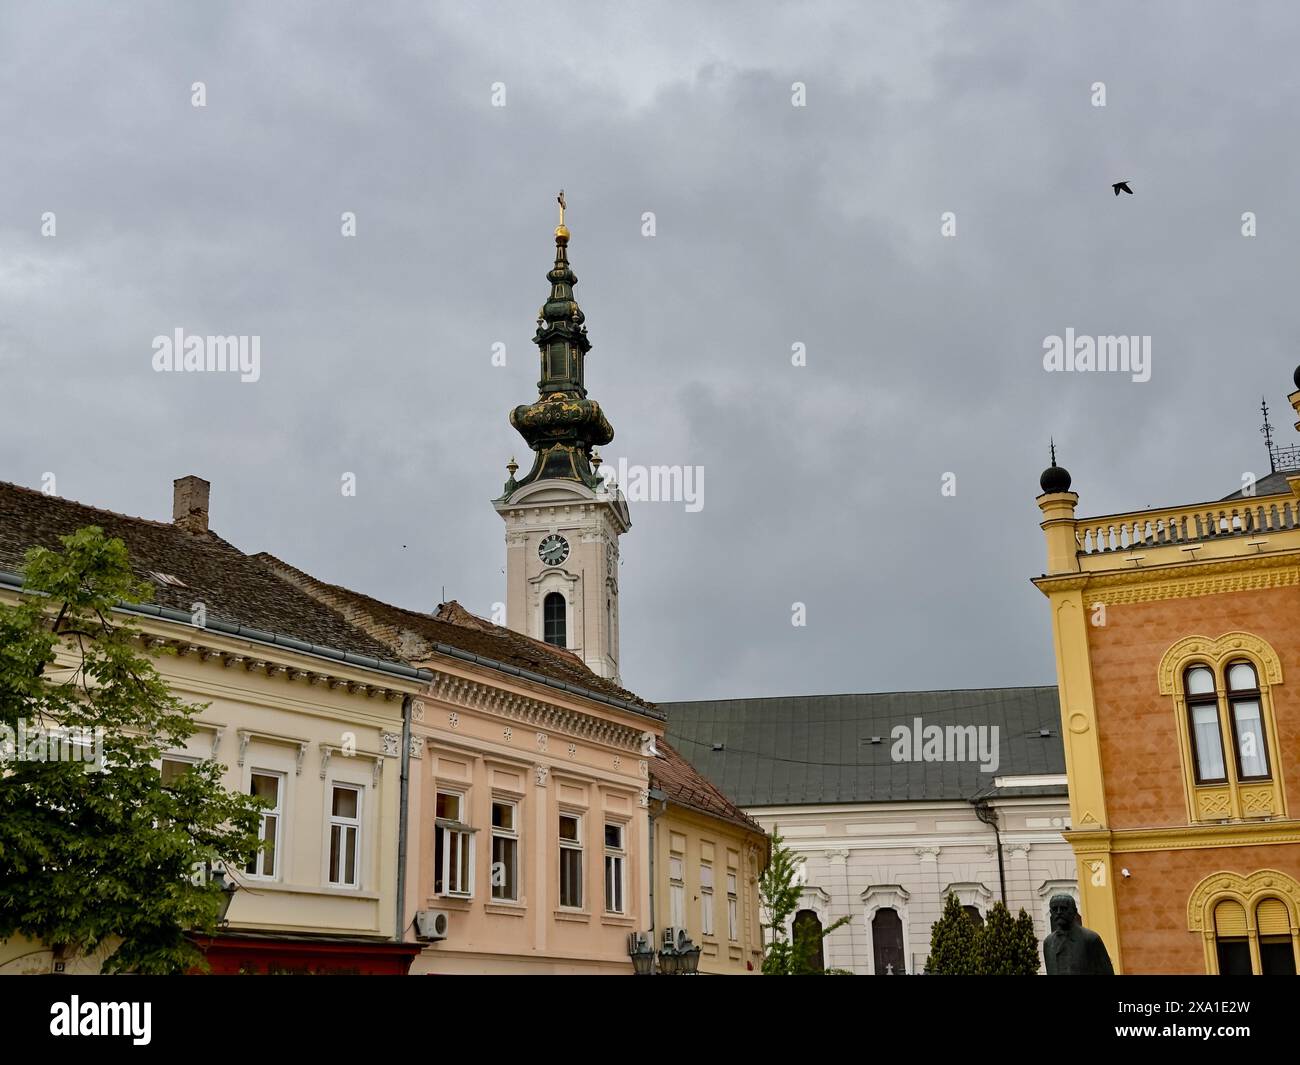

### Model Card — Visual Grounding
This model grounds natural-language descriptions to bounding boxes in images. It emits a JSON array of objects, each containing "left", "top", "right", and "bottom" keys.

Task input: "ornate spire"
[
  {"left": 1261, "top": 396, "right": 1277, "bottom": 473},
  {"left": 500, "top": 196, "right": 614, "bottom": 495}
]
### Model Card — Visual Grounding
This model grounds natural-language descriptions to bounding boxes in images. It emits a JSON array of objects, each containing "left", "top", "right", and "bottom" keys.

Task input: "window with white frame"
[
  {"left": 491, "top": 799, "right": 519, "bottom": 902},
  {"left": 700, "top": 862, "right": 715, "bottom": 936},
  {"left": 668, "top": 854, "right": 685, "bottom": 928},
  {"left": 245, "top": 771, "right": 283, "bottom": 879},
  {"left": 435, "top": 790, "right": 473, "bottom": 897},
  {"left": 559, "top": 812, "right": 583, "bottom": 909},
  {"left": 328, "top": 784, "right": 362, "bottom": 888},
  {"left": 727, "top": 871, "right": 739, "bottom": 941},
  {"left": 604, "top": 823, "right": 626, "bottom": 914}
]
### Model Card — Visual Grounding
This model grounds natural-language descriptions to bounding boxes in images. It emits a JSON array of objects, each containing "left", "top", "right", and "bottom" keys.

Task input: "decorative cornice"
[
  {"left": 1065, "top": 821, "right": 1300, "bottom": 854},
  {"left": 1035, "top": 555, "right": 1300, "bottom": 605},
  {"left": 135, "top": 634, "right": 413, "bottom": 701},
  {"left": 426, "top": 670, "right": 642, "bottom": 752}
]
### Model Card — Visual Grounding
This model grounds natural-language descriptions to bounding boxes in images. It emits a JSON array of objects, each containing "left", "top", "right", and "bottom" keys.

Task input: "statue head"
[{"left": 1049, "top": 894, "right": 1080, "bottom": 934}]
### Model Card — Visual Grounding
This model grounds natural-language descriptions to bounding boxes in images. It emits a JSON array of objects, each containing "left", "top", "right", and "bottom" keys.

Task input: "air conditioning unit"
[
  {"left": 415, "top": 909, "right": 450, "bottom": 941},
  {"left": 662, "top": 926, "right": 688, "bottom": 953}
]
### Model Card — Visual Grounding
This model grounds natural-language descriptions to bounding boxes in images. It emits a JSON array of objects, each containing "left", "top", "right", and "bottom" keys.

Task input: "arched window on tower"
[{"left": 543, "top": 592, "right": 567, "bottom": 648}]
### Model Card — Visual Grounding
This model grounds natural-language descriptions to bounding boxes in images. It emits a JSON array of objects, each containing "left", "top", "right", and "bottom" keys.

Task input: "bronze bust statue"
[{"left": 1043, "top": 895, "right": 1114, "bottom": 975}]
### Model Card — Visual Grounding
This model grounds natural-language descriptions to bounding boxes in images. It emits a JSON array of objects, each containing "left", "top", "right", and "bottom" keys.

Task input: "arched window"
[
  {"left": 543, "top": 592, "right": 566, "bottom": 647},
  {"left": 962, "top": 905, "right": 984, "bottom": 927},
  {"left": 1162, "top": 636, "right": 1285, "bottom": 823},
  {"left": 1258, "top": 898, "right": 1297, "bottom": 975},
  {"left": 1227, "top": 661, "right": 1270, "bottom": 780},
  {"left": 792, "top": 909, "right": 824, "bottom": 973},
  {"left": 872, "top": 907, "right": 905, "bottom": 975},
  {"left": 1188, "top": 869, "right": 1300, "bottom": 975}
]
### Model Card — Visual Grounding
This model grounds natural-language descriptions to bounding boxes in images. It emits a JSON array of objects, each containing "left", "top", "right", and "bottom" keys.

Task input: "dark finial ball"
[
  {"left": 1293, "top": 364, "right": 1300, "bottom": 390},
  {"left": 1040, "top": 463, "right": 1072, "bottom": 494}
]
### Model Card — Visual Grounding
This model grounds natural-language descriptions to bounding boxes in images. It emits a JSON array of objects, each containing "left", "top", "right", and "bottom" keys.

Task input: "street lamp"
[{"left": 627, "top": 932, "right": 656, "bottom": 976}]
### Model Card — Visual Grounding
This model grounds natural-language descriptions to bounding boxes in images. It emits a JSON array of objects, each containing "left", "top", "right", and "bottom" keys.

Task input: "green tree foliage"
[
  {"left": 926, "top": 891, "right": 977, "bottom": 974},
  {"left": 928, "top": 893, "right": 1043, "bottom": 975},
  {"left": 759, "top": 831, "right": 851, "bottom": 974},
  {"left": 0, "top": 527, "right": 264, "bottom": 973}
]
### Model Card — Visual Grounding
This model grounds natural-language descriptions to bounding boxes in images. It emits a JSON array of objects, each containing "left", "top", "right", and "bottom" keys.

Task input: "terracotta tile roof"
[
  {"left": 0, "top": 479, "right": 395, "bottom": 660},
  {"left": 252, "top": 554, "right": 662, "bottom": 717},
  {"left": 652, "top": 740, "right": 765, "bottom": 837}
]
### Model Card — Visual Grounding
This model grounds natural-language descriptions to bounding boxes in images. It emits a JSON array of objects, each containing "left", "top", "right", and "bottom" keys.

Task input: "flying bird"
[{"left": 1112, "top": 181, "right": 1133, "bottom": 196}]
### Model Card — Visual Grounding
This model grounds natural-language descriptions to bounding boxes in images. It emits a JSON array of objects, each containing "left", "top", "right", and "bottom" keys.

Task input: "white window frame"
[
  {"left": 246, "top": 770, "right": 285, "bottom": 881},
  {"left": 159, "top": 755, "right": 195, "bottom": 787},
  {"left": 491, "top": 798, "right": 520, "bottom": 902},
  {"left": 669, "top": 854, "right": 686, "bottom": 928},
  {"left": 559, "top": 810, "right": 584, "bottom": 910},
  {"left": 435, "top": 789, "right": 475, "bottom": 898},
  {"left": 700, "top": 862, "right": 715, "bottom": 936},
  {"left": 327, "top": 783, "right": 363, "bottom": 889},
  {"left": 604, "top": 822, "right": 626, "bottom": 914},
  {"left": 727, "top": 871, "right": 739, "bottom": 941}
]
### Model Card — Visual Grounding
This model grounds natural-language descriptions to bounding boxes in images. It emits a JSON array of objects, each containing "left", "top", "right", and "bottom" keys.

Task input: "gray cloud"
[{"left": 1, "top": 1, "right": 1295, "bottom": 701}]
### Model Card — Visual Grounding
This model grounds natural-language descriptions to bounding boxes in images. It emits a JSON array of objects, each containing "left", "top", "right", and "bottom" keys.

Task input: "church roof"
[{"left": 660, "top": 686, "right": 1066, "bottom": 807}]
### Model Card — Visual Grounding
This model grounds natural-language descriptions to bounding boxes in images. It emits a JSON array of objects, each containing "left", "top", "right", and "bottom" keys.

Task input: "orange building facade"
[{"left": 1032, "top": 368, "right": 1300, "bottom": 974}]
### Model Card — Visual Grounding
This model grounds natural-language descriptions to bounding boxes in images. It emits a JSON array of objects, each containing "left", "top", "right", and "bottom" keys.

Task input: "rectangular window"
[
  {"left": 604, "top": 823, "right": 625, "bottom": 914},
  {"left": 668, "top": 854, "right": 685, "bottom": 928},
  {"left": 727, "top": 872, "right": 739, "bottom": 941},
  {"left": 1190, "top": 703, "right": 1227, "bottom": 782},
  {"left": 246, "top": 771, "right": 283, "bottom": 879},
  {"left": 700, "top": 863, "right": 714, "bottom": 936},
  {"left": 491, "top": 800, "right": 519, "bottom": 902},
  {"left": 328, "top": 784, "right": 361, "bottom": 888},
  {"left": 160, "top": 757, "right": 190, "bottom": 787},
  {"left": 1231, "top": 699, "right": 1270, "bottom": 779},
  {"left": 559, "top": 813, "right": 583, "bottom": 909},
  {"left": 435, "top": 791, "right": 473, "bottom": 897}
]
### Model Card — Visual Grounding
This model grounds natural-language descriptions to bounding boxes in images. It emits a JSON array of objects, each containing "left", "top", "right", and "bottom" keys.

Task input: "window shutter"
[
  {"left": 1257, "top": 898, "right": 1291, "bottom": 936},
  {"left": 1213, "top": 899, "right": 1248, "bottom": 937}
]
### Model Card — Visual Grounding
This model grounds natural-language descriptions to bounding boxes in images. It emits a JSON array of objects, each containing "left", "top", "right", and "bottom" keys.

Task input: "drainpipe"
[
  {"left": 646, "top": 788, "right": 668, "bottom": 945},
  {"left": 972, "top": 799, "right": 1007, "bottom": 906},
  {"left": 395, "top": 695, "right": 414, "bottom": 942}
]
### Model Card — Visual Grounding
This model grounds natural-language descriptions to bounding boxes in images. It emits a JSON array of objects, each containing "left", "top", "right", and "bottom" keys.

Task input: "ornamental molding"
[
  {"left": 1037, "top": 556, "right": 1299, "bottom": 604},
  {"left": 425, "top": 670, "right": 642, "bottom": 752},
  {"left": 1187, "top": 869, "right": 1300, "bottom": 933},
  {"left": 1157, "top": 631, "right": 1284, "bottom": 695},
  {"left": 133, "top": 634, "right": 411, "bottom": 701},
  {"left": 1065, "top": 822, "right": 1300, "bottom": 854}
]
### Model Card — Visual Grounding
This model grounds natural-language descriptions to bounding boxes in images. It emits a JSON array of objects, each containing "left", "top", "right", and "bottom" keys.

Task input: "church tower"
[{"left": 493, "top": 195, "right": 630, "bottom": 683}]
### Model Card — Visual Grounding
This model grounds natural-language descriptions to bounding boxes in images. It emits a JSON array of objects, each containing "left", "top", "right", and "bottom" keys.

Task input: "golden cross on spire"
[{"left": 557, "top": 189, "right": 566, "bottom": 226}]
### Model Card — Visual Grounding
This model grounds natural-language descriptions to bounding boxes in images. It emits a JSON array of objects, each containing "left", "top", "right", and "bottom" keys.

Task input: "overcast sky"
[{"left": 2, "top": 2, "right": 1296, "bottom": 702}]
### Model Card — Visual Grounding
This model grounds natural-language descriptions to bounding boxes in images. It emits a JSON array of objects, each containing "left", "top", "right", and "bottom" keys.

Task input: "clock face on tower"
[{"left": 538, "top": 534, "right": 570, "bottom": 567}]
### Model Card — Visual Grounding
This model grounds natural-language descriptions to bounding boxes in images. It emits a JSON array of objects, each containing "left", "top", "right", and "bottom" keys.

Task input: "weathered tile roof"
[
  {"left": 0, "top": 479, "right": 395, "bottom": 660},
  {"left": 653, "top": 740, "right": 765, "bottom": 835},
  {"left": 661, "top": 686, "right": 1066, "bottom": 806},
  {"left": 253, "top": 554, "right": 663, "bottom": 716}
]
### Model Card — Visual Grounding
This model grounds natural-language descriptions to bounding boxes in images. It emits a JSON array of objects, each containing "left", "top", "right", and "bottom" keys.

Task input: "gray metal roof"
[
  {"left": 1221, "top": 470, "right": 1295, "bottom": 499},
  {"left": 661, "top": 686, "right": 1066, "bottom": 807}
]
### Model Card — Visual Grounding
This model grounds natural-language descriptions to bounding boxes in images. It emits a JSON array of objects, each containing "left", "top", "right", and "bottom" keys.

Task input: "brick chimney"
[{"left": 172, "top": 475, "right": 210, "bottom": 534}]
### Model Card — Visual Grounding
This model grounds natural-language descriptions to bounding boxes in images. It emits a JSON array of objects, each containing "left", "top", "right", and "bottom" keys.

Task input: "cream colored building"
[{"left": 0, "top": 476, "right": 430, "bottom": 975}]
